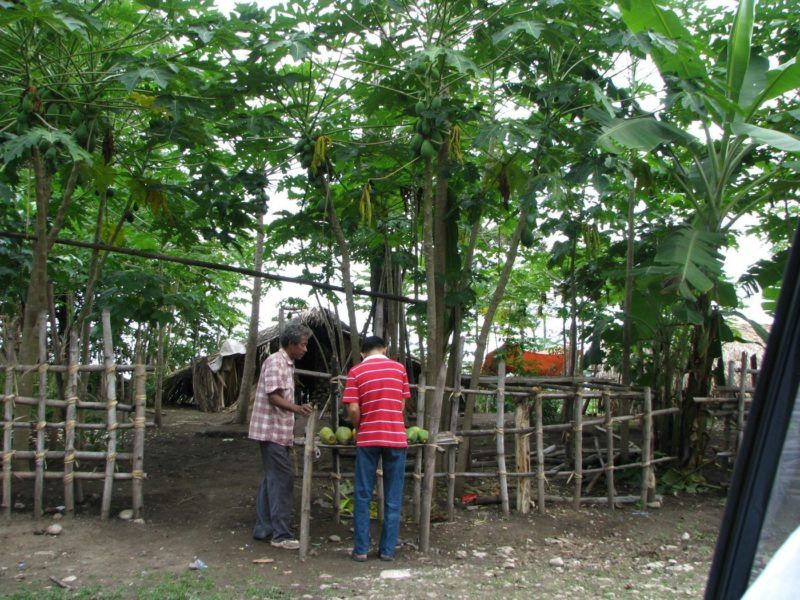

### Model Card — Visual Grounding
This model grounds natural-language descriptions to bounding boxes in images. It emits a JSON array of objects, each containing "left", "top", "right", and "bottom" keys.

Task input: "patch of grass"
[
  {"left": 243, "top": 584, "right": 293, "bottom": 599},
  {"left": 133, "top": 573, "right": 219, "bottom": 600},
  {"left": 1, "top": 573, "right": 228, "bottom": 600}
]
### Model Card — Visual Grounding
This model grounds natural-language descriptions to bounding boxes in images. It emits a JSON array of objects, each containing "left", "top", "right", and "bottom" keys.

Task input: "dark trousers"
[{"left": 253, "top": 441, "right": 294, "bottom": 541}]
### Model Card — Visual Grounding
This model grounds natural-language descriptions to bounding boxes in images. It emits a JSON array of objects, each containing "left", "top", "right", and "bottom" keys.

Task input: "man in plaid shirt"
[{"left": 249, "top": 321, "right": 313, "bottom": 550}]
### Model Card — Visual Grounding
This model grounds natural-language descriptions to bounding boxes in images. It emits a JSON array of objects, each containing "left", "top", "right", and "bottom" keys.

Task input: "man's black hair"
[{"left": 361, "top": 335, "right": 386, "bottom": 353}]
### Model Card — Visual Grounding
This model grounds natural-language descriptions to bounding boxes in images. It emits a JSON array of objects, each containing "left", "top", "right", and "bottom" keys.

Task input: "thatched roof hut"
[
  {"left": 164, "top": 308, "right": 417, "bottom": 412},
  {"left": 720, "top": 318, "right": 770, "bottom": 384}
]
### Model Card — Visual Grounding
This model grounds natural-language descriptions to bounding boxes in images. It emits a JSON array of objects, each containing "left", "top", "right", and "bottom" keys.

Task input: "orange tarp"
[{"left": 482, "top": 345, "right": 565, "bottom": 376}]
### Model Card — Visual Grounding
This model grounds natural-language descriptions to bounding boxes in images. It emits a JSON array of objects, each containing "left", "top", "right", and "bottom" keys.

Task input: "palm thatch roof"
[
  {"left": 721, "top": 318, "right": 770, "bottom": 382},
  {"left": 164, "top": 308, "right": 418, "bottom": 411}
]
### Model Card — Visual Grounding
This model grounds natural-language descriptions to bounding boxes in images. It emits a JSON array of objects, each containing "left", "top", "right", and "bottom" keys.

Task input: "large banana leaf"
[
  {"left": 747, "top": 55, "right": 800, "bottom": 117},
  {"left": 652, "top": 227, "right": 725, "bottom": 301},
  {"left": 732, "top": 123, "right": 800, "bottom": 152},
  {"left": 618, "top": 0, "right": 705, "bottom": 80},
  {"left": 597, "top": 117, "right": 693, "bottom": 154},
  {"left": 727, "top": 0, "right": 755, "bottom": 105}
]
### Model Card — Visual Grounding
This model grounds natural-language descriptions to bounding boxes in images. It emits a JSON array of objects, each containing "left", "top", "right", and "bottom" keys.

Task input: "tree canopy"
[{"left": 1, "top": 0, "right": 798, "bottom": 462}]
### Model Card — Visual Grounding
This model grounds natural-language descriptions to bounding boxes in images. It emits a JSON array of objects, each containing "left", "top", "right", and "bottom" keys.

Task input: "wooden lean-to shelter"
[{"left": 164, "top": 308, "right": 412, "bottom": 411}]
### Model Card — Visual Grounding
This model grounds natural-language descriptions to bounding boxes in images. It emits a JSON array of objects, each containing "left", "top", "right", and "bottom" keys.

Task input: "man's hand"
[{"left": 295, "top": 403, "right": 313, "bottom": 417}]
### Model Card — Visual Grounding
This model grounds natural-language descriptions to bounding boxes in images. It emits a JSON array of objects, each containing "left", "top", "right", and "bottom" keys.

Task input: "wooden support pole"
[
  {"left": 603, "top": 389, "right": 615, "bottom": 510},
  {"left": 641, "top": 387, "right": 653, "bottom": 508},
  {"left": 413, "top": 372, "right": 425, "bottom": 524},
  {"left": 2, "top": 329, "right": 15, "bottom": 517},
  {"left": 447, "top": 337, "right": 463, "bottom": 522},
  {"left": 376, "top": 456, "right": 384, "bottom": 522},
  {"left": 726, "top": 359, "right": 736, "bottom": 387},
  {"left": 572, "top": 391, "right": 583, "bottom": 511},
  {"left": 299, "top": 408, "right": 317, "bottom": 561},
  {"left": 515, "top": 401, "right": 531, "bottom": 514},
  {"left": 737, "top": 352, "right": 747, "bottom": 451},
  {"left": 100, "top": 310, "right": 118, "bottom": 520},
  {"left": 534, "top": 388, "right": 545, "bottom": 515},
  {"left": 330, "top": 360, "right": 342, "bottom": 524},
  {"left": 154, "top": 321, "right": 167, "bottom": 427},
  {"left": 132, "top": 357, "right": 146, "bottom": 518},
  {"left": 34, "top": 312, "right": 48, "bottom": 519},
  {"left": 495, "top": 360, "right": 509, "bottom": 516},
  {"left": 12, "top": 471, "right": 145, "bottom": 481},
  {"left": 419, "top": 362, "right": 448, "bottom": 553},
  {"left": 64, "top": 333, "right": 79, "bottom": 516}
]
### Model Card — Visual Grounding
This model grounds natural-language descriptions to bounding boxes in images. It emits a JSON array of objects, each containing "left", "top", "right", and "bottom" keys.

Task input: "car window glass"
[{"left": 750, "top": 384, "right": 800, "bottom": 583}]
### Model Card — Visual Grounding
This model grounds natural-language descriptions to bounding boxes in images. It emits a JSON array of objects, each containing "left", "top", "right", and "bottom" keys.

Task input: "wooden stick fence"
[
  {"left": 289, "top": 359, "right": 679, "bottom": 556},
  {"left": 693, "top": 351, "right": 759, "bottom": 464},
  {"left": 0, "top": 311, "right": 153, "bottom": 519},
  {"left": 442, "top": 361, "right": 677, "bottom": 510}
]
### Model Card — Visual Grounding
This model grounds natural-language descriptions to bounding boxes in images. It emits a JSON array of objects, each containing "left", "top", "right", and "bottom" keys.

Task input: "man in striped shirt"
[{"left": 343, "top": 335, "right": 410, "bottom": 561}]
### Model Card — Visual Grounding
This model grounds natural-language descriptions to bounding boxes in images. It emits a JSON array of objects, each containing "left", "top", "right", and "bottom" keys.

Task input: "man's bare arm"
[
  {"left": 268, "top": 390, "right": 313, "bottom": 416},
  {"left": 345, "top": 402, "right": 360, "bottom": 429}
]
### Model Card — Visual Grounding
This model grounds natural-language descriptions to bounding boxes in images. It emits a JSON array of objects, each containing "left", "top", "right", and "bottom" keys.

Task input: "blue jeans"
[{"left": 353, "top": 446, "right": 406, "bottom": 557}]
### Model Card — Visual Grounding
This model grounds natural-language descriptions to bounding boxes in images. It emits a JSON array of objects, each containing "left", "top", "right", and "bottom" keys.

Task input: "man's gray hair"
[{"left": 280, "top": 321, "right": 312, "bottom": 348}]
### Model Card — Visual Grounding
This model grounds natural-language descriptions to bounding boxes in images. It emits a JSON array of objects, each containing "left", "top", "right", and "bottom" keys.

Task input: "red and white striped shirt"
[{"left": 342, "top": 354, "right": 410, "bottom": 447}]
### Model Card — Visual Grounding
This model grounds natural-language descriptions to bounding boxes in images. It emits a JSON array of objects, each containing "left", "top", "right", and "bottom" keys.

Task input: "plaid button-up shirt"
[{"left": 248, "top": 348, "right": 296, "bottom": 446}]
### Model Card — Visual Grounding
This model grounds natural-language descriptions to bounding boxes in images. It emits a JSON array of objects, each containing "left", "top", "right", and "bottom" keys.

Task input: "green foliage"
[
  {"left": 0, "top": 0, "right": 794, "bottom": 441},
  {"left": 658, "top": 468, "right": 720, "bottom": 495}
]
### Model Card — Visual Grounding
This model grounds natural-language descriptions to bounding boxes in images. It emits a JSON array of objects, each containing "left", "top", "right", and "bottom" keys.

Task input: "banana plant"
[{"left": 596, "top": 0, "right": 800, "bottom": 463}]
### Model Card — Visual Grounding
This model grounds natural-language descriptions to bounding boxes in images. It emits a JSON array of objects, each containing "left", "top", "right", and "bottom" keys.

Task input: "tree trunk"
[
  {"left": 431, "top": 138, "right": 450, "bottom": 387},
  {"left": 455, "top": 209, "right": 528, "bottom": 494},
  {"left": 443, "top": 219, "right": 480, "bottom": 437},
  {"left": 236, "top": 212, "right": 266, "bottom": 425},
  {"left": 422, "top": 158, "right": 437, "bottom": 423},
  {"left": 567, "top": 235, "right": 578, "bottom": 377},
  {"left": 679, "top": 299, "right": 718, "bottom": 465},
  {"left": 620, "top": 185, "right": 635, "bottom": 460},
  {"left": 15, "top": 153, "right": 55, "bottom": 467},
  {"left": 322, "top": 174, "right": 360, "bottom": 362}
]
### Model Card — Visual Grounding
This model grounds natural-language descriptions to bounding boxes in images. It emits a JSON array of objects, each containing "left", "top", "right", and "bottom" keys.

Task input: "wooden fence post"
[
  {"left": 419, "top": 362, "right": 448, "bottom": 553},
  {"left": 132, "top": 355, "right": 147, "bottom": 518},
  {"left": 641, "top": 387, "right": 653, "bottom": 508},
  {"left": 534, "top": 387, "right": 545, "bottom": 515},
  {"left": 64, "top": 332, "right": 79, "bottom": 516},
  {"left": 496, "top": 360, "right": 509, "bottom": 516},
  {"left": 737, "top": 352, "right": 747, "bottom": 451},
  {"left": 330, "top": 360, "right": 342, "bottom": 524},
  {"left": 299, "top": 408, "right": 317, "bottom": 561},
  {"left": 603, "top": 389, "right": 615, "bottom": 509},
  {"left": 413, "top": 372, "right": 426, "bottom": 524},
  {"left": 34, "top": 312, "right": 48, "bottom": 519},
  {"left": 2, "top": 327, "right": 16, "bottom": 517},
  {"left": 100, "top": 310, "right": 118, "bottom": 520},
  {"left": 572, "top": 391, "right": 583, "bottom": 510},
  {"left": 515, "top": 400, "right": 531, "bottom": 514},
  {"left": 447, "top": 337, "right": 464, "bottom": 522}
]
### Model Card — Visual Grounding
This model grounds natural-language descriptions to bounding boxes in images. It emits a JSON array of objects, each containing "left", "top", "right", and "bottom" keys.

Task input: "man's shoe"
[{"left": 270, "top": 538, "right": 300, "bottom": 550}]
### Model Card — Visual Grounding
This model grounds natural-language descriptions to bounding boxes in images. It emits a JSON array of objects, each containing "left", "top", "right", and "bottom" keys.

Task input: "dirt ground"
[{"left": 1, "top": 408, "right": 725, "bottom": 599}]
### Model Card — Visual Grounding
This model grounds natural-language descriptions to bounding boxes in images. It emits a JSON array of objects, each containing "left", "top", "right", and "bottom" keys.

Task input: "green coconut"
[
  {"left": 319, "top": 426, "right": 336, "bottom": 445},
  {"left": 335, "top": 426, "right": 353, "bottom": 445}
]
